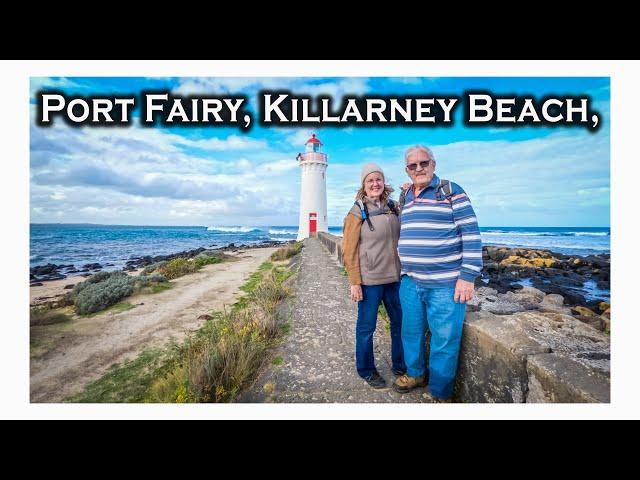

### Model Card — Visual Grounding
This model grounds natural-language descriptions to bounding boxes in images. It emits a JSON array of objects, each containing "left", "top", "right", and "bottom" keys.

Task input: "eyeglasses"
[{"left": 406, "top": 160, "right": 432, "bottom": 171}]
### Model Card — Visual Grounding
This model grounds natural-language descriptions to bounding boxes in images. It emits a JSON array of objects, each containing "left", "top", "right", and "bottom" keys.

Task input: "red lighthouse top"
[{"left": 305, "top": 133, "right": 322, "bottom": 145}]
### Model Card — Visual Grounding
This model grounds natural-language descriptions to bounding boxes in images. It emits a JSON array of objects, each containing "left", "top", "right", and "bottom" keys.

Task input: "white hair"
[{"left": 404, "top": 145, "right": 435, "bottom": 162}]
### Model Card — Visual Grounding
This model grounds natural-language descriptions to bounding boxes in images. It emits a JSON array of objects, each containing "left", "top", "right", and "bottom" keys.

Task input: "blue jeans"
[
  {"left": 399, "top": 275, "right": 466, "bottom": 400},
  {"left": 356, "top": 282, "right": 406, "bottom": 379}
]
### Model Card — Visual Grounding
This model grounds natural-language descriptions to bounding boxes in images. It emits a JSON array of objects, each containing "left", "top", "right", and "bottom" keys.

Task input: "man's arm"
[{"left": 451, "top": 186, "right": 483, "bottom": 283}]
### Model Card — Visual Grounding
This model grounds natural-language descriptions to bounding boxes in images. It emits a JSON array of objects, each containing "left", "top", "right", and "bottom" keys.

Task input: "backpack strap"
[
  {"left": 436, "top": 179, "right": 454, "bottom": 202},
  {"left": 355, "top": 200, "right": 375, "bottom": 231},
  {"left": 398, "top": 188, "right": 407, "bottom": 212},
  {"left": 387, "top": 199, "right": 399, "bottom": 216}
]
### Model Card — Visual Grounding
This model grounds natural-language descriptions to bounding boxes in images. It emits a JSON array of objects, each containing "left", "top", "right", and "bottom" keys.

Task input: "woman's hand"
[{"left": 350, "top": 284, "right": 363, "bottom": 302}]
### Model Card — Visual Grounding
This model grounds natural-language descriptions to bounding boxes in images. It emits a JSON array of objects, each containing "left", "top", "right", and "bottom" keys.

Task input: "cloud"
[
  {"left": 176, "top": 134, "right": 267, "bottom": 151},
  {"left": 173, "top": 77, "right": 370, "bottom": 106}
]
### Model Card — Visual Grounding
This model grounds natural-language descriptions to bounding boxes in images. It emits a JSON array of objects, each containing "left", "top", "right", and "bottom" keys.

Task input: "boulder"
[{"left": 571, "top": 306, "right": 597, "bottom": 317}]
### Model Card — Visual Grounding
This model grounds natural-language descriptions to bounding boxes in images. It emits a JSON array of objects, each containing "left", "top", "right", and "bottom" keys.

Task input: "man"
[{"left": 393, "top": 145, "right": 482, "bottom": 401}]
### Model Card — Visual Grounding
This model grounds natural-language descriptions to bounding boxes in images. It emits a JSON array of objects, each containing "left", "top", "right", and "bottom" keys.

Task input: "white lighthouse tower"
[{"left": 296, "top": 133, "right": 328, "bottom": 241}]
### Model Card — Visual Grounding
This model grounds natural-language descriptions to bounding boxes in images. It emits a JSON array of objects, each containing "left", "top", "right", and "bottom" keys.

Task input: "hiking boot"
[
  {"left": 364, "top": 371, "right": 386, "bottom": 389},
  {"left": 393, "top": 374, "right": 426, "bottom": 393}
]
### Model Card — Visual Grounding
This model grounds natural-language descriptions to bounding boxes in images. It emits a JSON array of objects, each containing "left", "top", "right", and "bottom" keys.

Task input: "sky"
[{"left": 29, "top": 76, "right": 610, "bottom": 227}]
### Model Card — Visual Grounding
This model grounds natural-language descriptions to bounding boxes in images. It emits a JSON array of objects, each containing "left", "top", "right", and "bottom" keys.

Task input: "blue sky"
[{"left": 30, "top": 76, "right": 610, "bottom": 227}]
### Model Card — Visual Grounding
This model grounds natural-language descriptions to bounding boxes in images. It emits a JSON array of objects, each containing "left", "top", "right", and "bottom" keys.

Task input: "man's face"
[{"left": 405, "top": 151, "right": 435, "bottom": 188}]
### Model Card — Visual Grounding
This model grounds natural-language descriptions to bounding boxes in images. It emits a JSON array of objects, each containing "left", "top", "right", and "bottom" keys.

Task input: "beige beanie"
[{"left": 361, "top": 163, "right": 385, "bottom": 184}]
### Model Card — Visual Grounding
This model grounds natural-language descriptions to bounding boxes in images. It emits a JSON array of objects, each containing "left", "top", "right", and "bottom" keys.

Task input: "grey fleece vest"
[{"left": 349, "top": 198, "right": 401, "bottom": 286}]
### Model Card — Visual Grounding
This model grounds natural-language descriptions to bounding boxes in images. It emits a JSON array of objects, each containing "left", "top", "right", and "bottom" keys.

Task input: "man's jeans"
[
  {"left": 356, "top": 282, "right": 406, "bottom": 379},
  {"left": 399, "top": 275, "right": 466, "bottom": 400}
]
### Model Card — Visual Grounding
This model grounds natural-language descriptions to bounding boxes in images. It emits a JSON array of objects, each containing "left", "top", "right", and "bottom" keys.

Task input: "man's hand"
[
  {"left": 454, "top": 279, "right": 475, "bottom": 303},
  {"left": 350, "top": 284, "right": 363, "bottom": 302}
]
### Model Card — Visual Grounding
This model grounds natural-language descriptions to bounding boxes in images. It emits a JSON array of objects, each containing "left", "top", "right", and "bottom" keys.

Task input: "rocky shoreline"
[
  {"left": 30, "top": 240, "right": 294, "bottom": 285},
  {"left": 474, "top": 245, "right": 610, "bottom": 333}
]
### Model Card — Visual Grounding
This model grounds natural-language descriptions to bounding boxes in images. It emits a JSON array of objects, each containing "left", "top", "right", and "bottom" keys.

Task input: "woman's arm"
[{"left": 342, "top": 213, "right": 363, "bottom": 286}]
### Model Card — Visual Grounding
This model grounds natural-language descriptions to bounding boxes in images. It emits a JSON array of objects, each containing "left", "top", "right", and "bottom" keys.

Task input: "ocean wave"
[
  {"left": 482, "top": 231, "right": 609, "bottom": 237},
  {"left": 206, "top": 226, "right": 261, "bottom": 233},
  {"left": 268, "top": 228, "right": 298, "bottom": 235}
]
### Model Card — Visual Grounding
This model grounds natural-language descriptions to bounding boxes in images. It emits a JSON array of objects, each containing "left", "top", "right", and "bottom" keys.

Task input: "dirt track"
[{"left": 30, "top": 248, "right": 277, "bottom": 402}]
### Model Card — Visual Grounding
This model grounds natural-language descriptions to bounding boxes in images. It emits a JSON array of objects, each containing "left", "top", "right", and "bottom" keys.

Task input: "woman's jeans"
[
  {"left": 356, "top": 282, "right": 406, "bottom": 379},
  {"left": 399, "top": 275, "right": 466, "bottom": 400}
]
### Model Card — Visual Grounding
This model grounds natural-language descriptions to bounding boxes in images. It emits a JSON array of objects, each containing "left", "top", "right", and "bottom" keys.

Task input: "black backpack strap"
[
  {"left": 354, "top": 200, "right": 375, "bottom": 231},
  {"left": 387, "top": 199, "right": 399, "bottom": 216},
  {"left": 437, "top": 179, "right": 454, "bottom": 202}
]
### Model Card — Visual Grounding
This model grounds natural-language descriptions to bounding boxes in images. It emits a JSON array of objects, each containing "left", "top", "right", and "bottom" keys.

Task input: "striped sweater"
[{"left": 399, "top": 174, "right": 483, "bottom": 287}]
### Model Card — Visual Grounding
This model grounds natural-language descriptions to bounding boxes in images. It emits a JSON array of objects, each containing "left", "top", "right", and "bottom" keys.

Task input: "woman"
[{"left": 342, "top": 163, "right": 406, "bottom": 389}]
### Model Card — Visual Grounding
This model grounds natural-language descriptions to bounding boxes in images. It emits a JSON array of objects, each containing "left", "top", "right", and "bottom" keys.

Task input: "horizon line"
[{"left": 30, "top": 222, "right": 611, "bottom": 229}]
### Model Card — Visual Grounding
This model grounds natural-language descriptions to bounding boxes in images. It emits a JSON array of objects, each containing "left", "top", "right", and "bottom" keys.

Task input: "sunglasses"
[{"left": 406, "top": 160, "right": 432, "bottom": 171}]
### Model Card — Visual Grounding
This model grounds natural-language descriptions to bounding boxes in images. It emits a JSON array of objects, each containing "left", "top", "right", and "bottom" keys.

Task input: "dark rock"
[{"left": 82, "top": 263, "right": 102, "bottom": 270}]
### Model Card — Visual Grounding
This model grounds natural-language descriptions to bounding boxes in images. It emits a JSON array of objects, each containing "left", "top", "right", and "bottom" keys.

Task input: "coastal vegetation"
[
  {"left": 270, "top": 241, "right": 303, "bottom": 261},
  {"left": 68, "top": 244, "right": 297, "bottom": 403}
]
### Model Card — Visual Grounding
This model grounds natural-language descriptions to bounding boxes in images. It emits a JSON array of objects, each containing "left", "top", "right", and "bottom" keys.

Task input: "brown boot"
[{"left": 393, "top": 374, "right": 426, "bottom": 393}]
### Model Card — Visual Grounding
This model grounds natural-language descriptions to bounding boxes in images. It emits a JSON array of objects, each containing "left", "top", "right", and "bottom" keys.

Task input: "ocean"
[{"left": 30, "top": 224, "right": 610, "bottom": 270}]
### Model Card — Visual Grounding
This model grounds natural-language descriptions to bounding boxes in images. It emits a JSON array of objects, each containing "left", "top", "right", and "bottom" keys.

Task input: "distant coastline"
[{"left": 30, "top": 224, "right": 610, "bottom": 270}]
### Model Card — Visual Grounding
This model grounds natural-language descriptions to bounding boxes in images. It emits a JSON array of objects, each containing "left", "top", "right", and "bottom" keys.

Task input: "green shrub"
[
  {"left": 271, "top": 242, "right": 303, "bottom": 261},
  {"left": 156, "top": 257, "right": 197, "bottom": 279},
  {"left": 133, "top": 273, "right": 168, "bottom": 289},
  {"left": 141, "top": 261, "right": 167, "bottom": 275},
  {"left": 194, "top": 255, "right": 223, "bottom": 269},
  {"left": 75, "top": 274, "right": 135, "bottom": 315}
]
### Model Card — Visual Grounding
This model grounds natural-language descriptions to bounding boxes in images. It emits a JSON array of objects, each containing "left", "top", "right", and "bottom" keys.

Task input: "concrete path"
[{"left": 238, "top": 237, "right": 433, "bottom": 403}]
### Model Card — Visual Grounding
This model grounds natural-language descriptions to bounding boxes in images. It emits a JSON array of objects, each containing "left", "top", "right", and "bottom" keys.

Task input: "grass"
[
  {"left": 68, "top": 348, "right": 175, "bottom": 403},
  {"left": 30, "top": 306, "right": 72, "bottom": 326},
  {"left": 149, "top": 283, "right": 173, "bottom": 294},
  {"left": 270, "top": 242, "right": 303, "bottom": 261},
  {"left": 156, "top": 254, "right": 228, "bottom": 280},
  {"left": 69, "top": 256, "right": 295, "bottom": 403}
]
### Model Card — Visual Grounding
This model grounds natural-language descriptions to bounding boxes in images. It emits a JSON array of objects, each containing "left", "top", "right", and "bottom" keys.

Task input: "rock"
[
  {"left": 514, "top": 286, "right": 545, "bottom": 303},
  {"left": 538, "top": 294, "right": 572, "bottom": 315},
  {"left": 571, "top": 306, "right": 597, "bottom": 317},
  {"left": 541, "top": 293, "right": 565, "bottom": 306},
  {"left": 573, "top": 315, "right": 604, "bottom": 330},
  {"left": 457, "top": 310, "right": 609, "bottom": 403}
]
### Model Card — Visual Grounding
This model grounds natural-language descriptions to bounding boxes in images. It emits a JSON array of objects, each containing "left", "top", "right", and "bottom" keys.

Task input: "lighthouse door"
[{"left": 309, "top": 212, "right": 317, "bottom": 236}]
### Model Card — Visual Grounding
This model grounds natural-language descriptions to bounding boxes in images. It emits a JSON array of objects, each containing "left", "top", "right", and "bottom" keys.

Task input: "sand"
[{"left": 30, "top": 247, "right": 278, "bottom": 402}]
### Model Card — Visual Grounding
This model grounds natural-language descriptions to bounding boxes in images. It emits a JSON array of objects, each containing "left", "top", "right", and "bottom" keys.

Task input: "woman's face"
[{"left": 364, "top": 172, "right": 384, "bottom": 200}]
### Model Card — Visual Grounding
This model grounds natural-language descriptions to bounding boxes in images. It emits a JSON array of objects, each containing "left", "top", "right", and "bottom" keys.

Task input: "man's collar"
[{"left": 411, "top": 174, "right": 440, "bottom": 199}]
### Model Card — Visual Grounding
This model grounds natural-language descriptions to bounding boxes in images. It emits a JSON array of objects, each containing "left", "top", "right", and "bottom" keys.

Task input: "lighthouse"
[{"left": 296, "top": 133, "right": 328, "bottom": 241}]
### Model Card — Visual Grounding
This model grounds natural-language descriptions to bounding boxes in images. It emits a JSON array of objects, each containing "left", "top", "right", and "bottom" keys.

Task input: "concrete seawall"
[{"left": 317, "top": 232, "right": 610, "bottom": 403}]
